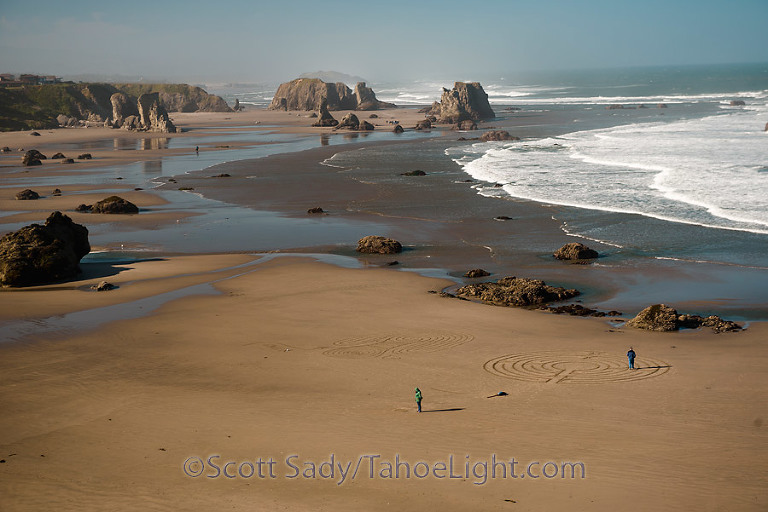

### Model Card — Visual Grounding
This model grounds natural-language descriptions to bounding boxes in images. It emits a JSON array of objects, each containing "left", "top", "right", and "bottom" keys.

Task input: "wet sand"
[{"left": 1, "top": 110, "right": 767, "bottom": 511}]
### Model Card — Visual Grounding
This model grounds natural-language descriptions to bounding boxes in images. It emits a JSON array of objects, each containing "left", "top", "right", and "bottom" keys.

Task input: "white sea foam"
[{"left": 448, "top": 101, "right": 768, "bottom": 235}]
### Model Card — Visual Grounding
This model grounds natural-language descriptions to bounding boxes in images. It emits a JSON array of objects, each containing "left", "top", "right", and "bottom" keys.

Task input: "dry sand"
[{"left": 1, "top": 112, "right": 767, "bottom": 511}]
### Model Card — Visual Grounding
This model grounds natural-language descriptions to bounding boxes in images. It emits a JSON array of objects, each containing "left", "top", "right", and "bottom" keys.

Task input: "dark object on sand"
[
  {"left": 393, "top": 124, "right": 404, "bottom": 134},
  {"left": 0, "top": 211, "right": 90, "bottom": 287},
  {"left": 553, "top": 242, "right": 599, "bottom": 261},
  {"left": 91, "top": 280, "right": 116, "bottom": 291},
  {"left": 75, "top": 204, "right": 92, "bottom": 212},
  {"left": 22, "top": 149, "right": 46, "bottom": 166},
  {"left": 307, "top": 207, "right": 325, "bottom": 214},
  {"left": 455, "top": 276, "right": 579, "bottom": 307},
  {"left": 62, "top": 158, "right": 75, "bottom": 164},
  {"left": 464, "top": 269, "right": 490, "bottom": 278},
  {"left": 487, "top": 391, "right": 508, "bottom": 398},
  {"left": 77, "top": 153, "right": 92, "bottom": 160},
  {"left": 494, "top": 216, "right": 513, "bottom": 221},
  {"left": 52, "top": 188, "right": 62, "bottom": 196},
  {"left": 356, "top": 235, "right": 403, "bottom": 254},
  {"left": 401, "top": 170, "right": 426, "bottom": 176},
  {"left": 91, "top": 196, "right": 139, "bottom": 214},
  {"left": 51, "top": 152, "right": 66, "bottom": 159},
  {"left": 627, "top": 304, "right": 741, "bottom": 333},
  {"left": 15, "top": 189, "right": 40, "bottom": 200},
  {"left": 30, "top": 131, "right": 41, "bottom": 136},
  {"left": 210, "top": 173, "right": 231, "bottom": 178}
]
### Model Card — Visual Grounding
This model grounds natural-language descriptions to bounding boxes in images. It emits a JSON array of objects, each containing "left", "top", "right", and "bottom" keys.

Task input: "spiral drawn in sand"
[
  {"left": 483, "top": 351, "right": 670, "bottom": 384},
  {"left": 323, "top": 332, "right": 473, "bottom": 359}
]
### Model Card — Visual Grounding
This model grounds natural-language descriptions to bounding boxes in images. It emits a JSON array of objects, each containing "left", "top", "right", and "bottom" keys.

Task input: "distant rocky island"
[
  {"left": 269, "top": 78, "right": 395, "bottom": 111},
  {"left": 0, "top": 82, "right": 232, "bottom": 132}
]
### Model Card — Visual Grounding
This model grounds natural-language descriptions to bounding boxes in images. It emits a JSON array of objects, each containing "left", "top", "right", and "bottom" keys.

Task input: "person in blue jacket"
[{"left": 627, "top": 347, "right": 636, "bottom": 369}]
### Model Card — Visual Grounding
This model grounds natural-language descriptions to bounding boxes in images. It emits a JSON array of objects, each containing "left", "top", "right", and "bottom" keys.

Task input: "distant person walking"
[
  {"left": 627, "top": 347, "right": 636, "bottom": 370},
  {"left": 415, "top": 387, "right": 423, "bottom": 413},
  {"left": 195, "top": 145, "right": 199, "bottom": 153}
]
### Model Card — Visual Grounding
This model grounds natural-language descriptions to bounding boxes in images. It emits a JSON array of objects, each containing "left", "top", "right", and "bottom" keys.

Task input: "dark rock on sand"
[
  {"left": 22, "top": 149, "right": 46, "bottom": 166},
  {"left": 356, "top": 235, "right": 403, "bottom": 254},
  {"left": 454, "top": 119, "right": 478, "bottom": 131},
  {"left": 311, "top": 99, "right": 338, "bottom": 127},
  {"left": 77, "top": 153, "right": 92, "bottom": 160},
  {"left": 401, "top": 170, "right": 426, "bottom": 176},
  {"left": 62, "top": 158, "right": 74, "bottom": 164},
  {"left": 0, "top": 211, "right": 90, "bottom": 287},
  {"left": 393, "top": 124, "right": 404, "bottom": 134},
  {"left": 30, "top": 131, "right": 41, "bottom": 136},
  {"left": 627, "top": 304, "right": 741, "bottom": 333},
  {"left": 91, "top": 196, "right": 139, "bottom": 214},
  {"left": 210, "top": 173, "right": 231, "bottom": 178},
  {"left": 359, "top": 120, "right": 374, "bottom": 131},
  {"left": 307, "top": 207, "right": 325, "bottom": 214},
  {"left": 480, "top": 130, "right": 519, "bottom": 142},
  {"left": 334, "top": 113, "right": 360, "bottom": 130},
  {"left": 464, "top": 269, "right": 490, "bottom": 278},
  {"left": 52, "top": 188, "right": 62, "bottom": 196},
  {"left": 91, "top": 280, "right": 116, "bottom": 291},
  {"left": 15, "top": 189, "right": 40, "bottom": 200},
  {"left": 494, "top": 216, "right": 513, "bottom": 221},
  {"left": 553, "top": 242, "right": 599, "bottom": 261},
  {"left": 75, "top": 204, "right": 92, "bottom": 212},
  {"left": 625, "top": 304, "right": 681, "bottom": 332},
  {"left": 455, "top": 276, "right": 579, "bottom": 307},
  {"left": 414, "top": 119, "right": 432, "bottom": 130},
  {"left": 547, "top": 304, "right": 622, "bottom": 317},
  {"left": 51, "top": 152, "right": 66, "bottom": 159}
]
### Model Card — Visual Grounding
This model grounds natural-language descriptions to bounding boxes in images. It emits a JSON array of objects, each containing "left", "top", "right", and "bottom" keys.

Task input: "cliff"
[
  {"left": 428, "top": 82, "right": 495, "bottom": 123},
  {"left": 0, "top": 83, "right": 232, "bottom": 131},
  {"left": 269, "top": 79, "right": 395, "bottom": 111}
]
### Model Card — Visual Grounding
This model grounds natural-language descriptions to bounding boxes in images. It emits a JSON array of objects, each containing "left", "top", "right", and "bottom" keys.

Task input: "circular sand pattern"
[
  {"left": 483, "top": 351, "right": 670, "bottom": 384},
  {"left": 323, "top": 332, "right": 473, "bottom": 359}
]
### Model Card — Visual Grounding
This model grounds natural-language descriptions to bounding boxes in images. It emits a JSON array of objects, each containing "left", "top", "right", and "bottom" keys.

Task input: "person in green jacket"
[{"left": 415, "top": 387, "right": 423, "bottom": 413}]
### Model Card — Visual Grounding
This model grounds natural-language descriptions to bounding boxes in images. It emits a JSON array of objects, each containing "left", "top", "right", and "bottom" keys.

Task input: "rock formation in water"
[
  {"left": 269, "top": 79, "right": 394, "bottom": 111},
  {"left": 0, "top": 211, "right": 90, "bottom": 287},
  {"left": 356, "top": 236, "right": 403, "bottom": 254},
  {"left": 427, "top": 82, "right": 495, "bottom": 123},
  {"left": 553, "top": 242, "right": 599, "bottom": 261}
]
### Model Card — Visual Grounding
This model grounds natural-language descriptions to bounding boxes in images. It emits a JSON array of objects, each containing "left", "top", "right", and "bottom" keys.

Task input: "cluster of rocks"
[
  {"left": 76, "top": 196, "right": 139, "bottom": 214},
  {"left": 333, "top": 113, "right": 374, "bottom": 131},
  {"left": 270, "top": 79, "right": 395, "bottom": 111},
  {"left": 626, "top": 304, "right": 741, "bottom": 333},
  {"left": 356, "top": 236, "right": 402, "bottom": 254},
  {"left": 545, "top": 304, "right": 622, "bottom": 318},
  {"left": 0, "top": 211, "right": 90, "bottom": 287},
  {"left": 111, "top": 92, "right": 177, "bottom": 133},
  {"left": 454, "top": 276, "right": 579, "bottom": 307}
]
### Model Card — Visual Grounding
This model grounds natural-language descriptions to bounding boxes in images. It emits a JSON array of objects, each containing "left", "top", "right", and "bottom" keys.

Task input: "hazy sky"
[{"left": 1, "top": 0, "right": 766, "bottom": 84}]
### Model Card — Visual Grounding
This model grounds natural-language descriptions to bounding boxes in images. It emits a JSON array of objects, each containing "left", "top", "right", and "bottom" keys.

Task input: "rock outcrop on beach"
[
  {"left": 464, "top": 269, "right": 490, "bottom": 278},
  {"left": 427, "top": 82, "right": 495, "bottom": 123},
  {"left": 137, "top": 93, "right": 177, "bottom": 133},
  {"left": 22, "top": 149, "right": 46, "bottom": 166},
  {"left": 455, "top": 277, "right": 579, "bottom": 307},
  {"left": 334, "top": 113, "right": 360, "bottom": 130},
  {"left": 480, "top": 130, "right": 519, "bottom": 142},
  {"left": 15, "top": 189, "right": 40, "bottom": 200},
  {"left": 626, "top": 304, "right": 742, "bottom": 333},
  {"left": 311, "top": 100, "right": 338, "bottom": 127},
  {"left": 356, "top": 236, "right": 403, "bottom": 254},
  {"left": 454, "top": 120, "right": 478, "bottom": 131},
  {"left": 269, "top": 78, "right": 394, "bottom": 111},
  {"left": 110, "top": 92, "right": 139, "bottom": 128},
  {"left": 0, "top": 211, "right": 90, "bottom": 287},
  {"left": 91, "top": 196, "right": 139, "bottom": 214},
  {"left": 553, "top": 242, "right": 599, "bottom": 261}
]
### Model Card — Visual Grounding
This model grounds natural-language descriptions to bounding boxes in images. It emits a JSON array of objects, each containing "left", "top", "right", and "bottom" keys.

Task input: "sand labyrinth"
[
  {"left": 484, "top": 351, "right": 671, "bottom": 384},
  {"left": 322, "top": 332, "right": 473, "bottom": 359}
]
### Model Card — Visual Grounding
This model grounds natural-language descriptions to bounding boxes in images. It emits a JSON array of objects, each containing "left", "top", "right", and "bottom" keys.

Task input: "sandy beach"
[{"left": 1, "top": 110, "right": 767, "bottom": 511}]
